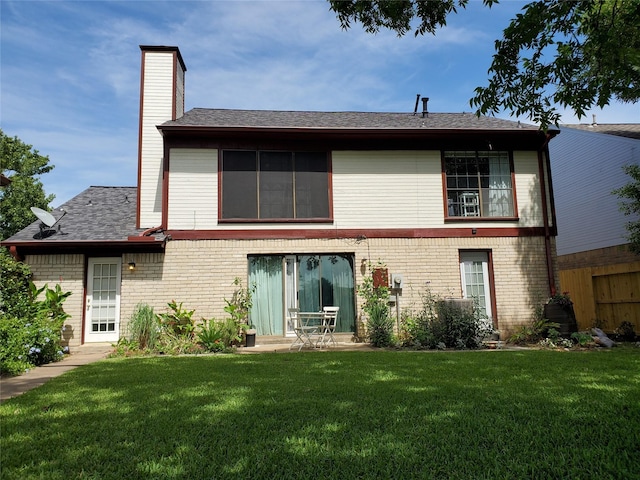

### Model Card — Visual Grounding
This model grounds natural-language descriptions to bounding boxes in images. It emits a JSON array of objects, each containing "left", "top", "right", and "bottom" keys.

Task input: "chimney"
[
  {"left": 137, "top": 46, "right": 187, "bottom": 228},
  {"left": 422, "top": 97, "right": 429, "bottom": 118}
]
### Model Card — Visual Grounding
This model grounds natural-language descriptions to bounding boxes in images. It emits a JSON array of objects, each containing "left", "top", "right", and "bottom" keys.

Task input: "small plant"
[
  {"left": 197, "top": 319, "right": 227, "bottom": 352},
  {"left": 128, "top": 304, "right": 159, "bottom": 350},
  {"left": 223, "top": 277, "right": 256, "bottom": 342},
  {"left": 359, "top": 261, "right": 394, "bottom": 347},
  {"left": 571, "top": 331, "right": 594, "bottom": 347},
  {"left": 614, "top": 321, "right": 636, "bottom": 341},
  {"left": 366, "top": 301, "right": 394, "bottom": 347},
  {"left": 539, "top": 336, "right": 573, "bottom": 349},
  {"left": 157, "top": 300, "right": 195, "bottom": 337},
  {"left": 197, "top": 319, "right": 240, "bottom": 353},
  {"left": 547, "top": 291, "right": 573, "bottom": 308}
]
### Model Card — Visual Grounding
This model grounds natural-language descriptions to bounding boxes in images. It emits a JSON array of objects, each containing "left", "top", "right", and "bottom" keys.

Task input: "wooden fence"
[{"left": 559, "top": 261, "right": 640, "bottom": 334}]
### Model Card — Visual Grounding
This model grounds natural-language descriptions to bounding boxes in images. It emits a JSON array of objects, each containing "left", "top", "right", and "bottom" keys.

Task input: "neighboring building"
[
  {"left": 549, "top": 121, "right": 640, "bottom": 333},
  {"left": 2, "top": 46, "right": 561, "bottom": 346}
]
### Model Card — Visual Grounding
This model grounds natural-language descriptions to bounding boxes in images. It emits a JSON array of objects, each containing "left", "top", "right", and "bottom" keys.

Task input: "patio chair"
[{"left": 319, "top": 306, "right": 339, "bottom": 347}]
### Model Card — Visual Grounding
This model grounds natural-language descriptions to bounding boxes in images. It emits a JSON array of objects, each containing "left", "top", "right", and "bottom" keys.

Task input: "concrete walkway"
[{"left": 0, "top": 343, "right": 113, "bottom": 403}]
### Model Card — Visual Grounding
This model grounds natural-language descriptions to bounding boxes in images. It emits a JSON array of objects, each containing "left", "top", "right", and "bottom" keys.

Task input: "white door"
[
  {"left": 85, "top": 257, "right": 121, "bottom": 342},
  {"left": 459, "top": 251, "right": 492, "bottom": 320}
]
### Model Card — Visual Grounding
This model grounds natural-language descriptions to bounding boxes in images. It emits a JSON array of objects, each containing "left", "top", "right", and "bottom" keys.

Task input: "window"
[
  {"left": 221, "top": 150, "right": 330, "bottom": 221},
  {"left": 444, "top": 151, "right": 514, "bottom": 218}
]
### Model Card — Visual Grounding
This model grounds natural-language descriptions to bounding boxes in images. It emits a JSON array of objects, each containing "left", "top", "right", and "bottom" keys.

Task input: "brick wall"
[
  {"left": 122, "top": 236, "right": 555, "bottom": 339},
  {"left": 26, "top": 254, "right": 85, "bottom": 347},
  {"left": 25, "top": 235, "right": 557, "bottom": 345}
]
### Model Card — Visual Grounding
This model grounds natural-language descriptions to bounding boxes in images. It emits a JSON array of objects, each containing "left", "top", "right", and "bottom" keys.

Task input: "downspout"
[{"left": 538, "top": 133, "right": 556, "bottom": 296}]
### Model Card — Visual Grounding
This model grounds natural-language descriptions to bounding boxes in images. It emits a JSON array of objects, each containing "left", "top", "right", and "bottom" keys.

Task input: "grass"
[{"left": 1, "top": 348, "right": 639, "bottom": 479}]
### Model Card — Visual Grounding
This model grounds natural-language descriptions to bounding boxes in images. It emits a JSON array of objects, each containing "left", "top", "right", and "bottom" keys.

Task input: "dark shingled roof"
[
  {"left": 162, "top": 108, "right": 540, "bottom": 131},
  {"left": 561, "top": 123, "right": 640, "bottom": 140},
  {"left": 3, "top": 186, "right": 160, "bottom": 243}
]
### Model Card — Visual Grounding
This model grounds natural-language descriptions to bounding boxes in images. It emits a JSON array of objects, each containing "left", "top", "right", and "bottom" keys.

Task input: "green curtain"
[
  {"left": 249, "top": 256, "right": 283, "bottom": 335},
  {"left": 320, "top": 255, "right": 355, "bottom": 332},
  {"left": 298, "top": 255, "right": 321, "bottom": 312}
]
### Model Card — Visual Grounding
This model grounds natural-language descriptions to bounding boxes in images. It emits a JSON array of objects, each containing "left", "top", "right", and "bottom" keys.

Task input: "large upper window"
[
  {"left": 444, "top": 151, "right": 514, "bottom": 218},
  {"left": 221, "top": 150, "right": 330, "bottom": 221}
]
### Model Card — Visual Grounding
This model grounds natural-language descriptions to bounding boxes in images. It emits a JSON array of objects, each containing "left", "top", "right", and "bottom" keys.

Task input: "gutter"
[{"left": 538, "top": 131, "right": 559, "bottom": 296}]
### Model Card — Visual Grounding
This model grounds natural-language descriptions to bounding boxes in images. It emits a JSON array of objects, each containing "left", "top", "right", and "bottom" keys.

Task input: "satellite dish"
[{"left": 31, "top": 207, "right": 56, "bottom": 227}]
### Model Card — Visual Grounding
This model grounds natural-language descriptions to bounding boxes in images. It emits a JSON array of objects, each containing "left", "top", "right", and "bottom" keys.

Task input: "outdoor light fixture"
[{"left": 128, "top": 262, "right": 136, "bottom": 271}]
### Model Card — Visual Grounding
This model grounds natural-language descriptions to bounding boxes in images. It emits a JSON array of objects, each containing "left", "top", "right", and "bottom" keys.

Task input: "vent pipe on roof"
[
  {"left": 422, "top": 97, "right": 429, "bottom": 118},
  {"left": 414, "top": 94, "right": 420, "bottom": 115},
  {"left": 592, "top": 114, "right": 597, "bottom": 126}
]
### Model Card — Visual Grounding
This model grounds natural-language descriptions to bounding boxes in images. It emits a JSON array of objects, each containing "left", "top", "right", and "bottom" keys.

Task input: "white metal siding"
[
  {"left": 549, "top": 128, "right": 640, "bottom": 255},
  {"left": 332, "top": 151, "right": 442, "bottom": 228},
  {"left": 168, "top": 149, "right": 218, "bottom": 230},
  {"left": 513, "top": 151, "right": 544, "bottom": 227},
  {"left": 162, "top": 147, "right": 545, "bottom": 231},
  {"left": 139, "top": 51, "right": 181, "bottom": 227}
]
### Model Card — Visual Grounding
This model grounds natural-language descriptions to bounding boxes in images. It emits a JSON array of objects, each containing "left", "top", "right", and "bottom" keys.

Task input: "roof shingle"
[
  {"left": 4, "top": 186, "right": 151, "bottom": 243},
  {"left": 162, "top": 108, "right": 540, "bottom": 131}
]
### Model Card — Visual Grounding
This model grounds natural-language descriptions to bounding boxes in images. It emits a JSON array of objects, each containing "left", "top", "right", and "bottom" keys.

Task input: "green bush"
[
  {"left": 359, "top": 261, "right": 395, "bottom": 347},
  {"left": 0, "top": 279, "right": 71, "bottom": 376},
  {"left": 0, "top": 248, "right": 33, "bottom": 318},
  {"left": 366, "top": 301, "right": 394, "bottom": 347},
  {"left": 127, "top": 304, "right": 159, "bottom": 350},
  {"left": 432, "top": 300, "right": 483, "bottom": 349},
  {"left": 157, "top": 300, "right": 195, "bottom": 337},
  {"left": 401, "top": 289, "right": 490, "bottom": 350},
  {"left": 0, "top": 314, "right": 66, "bottom": 376}
]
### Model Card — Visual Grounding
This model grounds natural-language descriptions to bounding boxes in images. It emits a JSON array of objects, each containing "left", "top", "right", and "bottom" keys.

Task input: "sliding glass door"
[{"left": 249, "top": 254, "right": 355, "bottom": 336}]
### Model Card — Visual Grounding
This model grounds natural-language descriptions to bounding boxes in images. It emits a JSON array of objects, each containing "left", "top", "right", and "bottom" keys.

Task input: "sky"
[{"left": 2, "top": 0, "right": 639, "bottom": 207}]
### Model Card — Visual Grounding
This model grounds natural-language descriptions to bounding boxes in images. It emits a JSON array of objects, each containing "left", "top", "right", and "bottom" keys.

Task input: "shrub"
[
  {"left": 614, "top": 321, "right": 636, "bottom": 341},
  {"left": 0, "top": 248, "right": 33, "bottom": 318},
  {"left": 401, "top": 289, "right": 490, "bottom": 350},
  {"left": 128, "top": 304, "right": 159, "bottom": 350},
  {"left": 197, "top": 319, "right": 234, "bottom": 352},
  {"left": 0, "top": 281, "right": 71, "bottom": 376},
  {"left": 157, "top": 300, "right": 195, "bottom": 337},
  {"left": 432, "top": 300, "right": 483, "bottom": 349},
  {"left": 366, "top": 301, "right": 394, "bottom": 347},
  {"left": 359, "top": 261, "right": 394, "bottom": 347},
  {"left": 571, "top": 331, "right": 594, "bottom": 347},
  {"left": 0, "top": 315, "right": 65, "bottom": 376}
]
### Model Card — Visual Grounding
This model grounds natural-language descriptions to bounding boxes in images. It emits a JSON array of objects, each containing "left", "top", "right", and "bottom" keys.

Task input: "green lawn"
[{"left": 1, "top": 349, "right": 639, "bottom": 479}]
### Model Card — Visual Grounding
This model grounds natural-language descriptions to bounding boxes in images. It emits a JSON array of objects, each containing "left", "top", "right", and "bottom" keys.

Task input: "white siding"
[
  {"left": 139, "top": 51, "right": 182, "bottom": 227},
  {"left": 549, "top": 128, "right": 640, "bottom": 255},
  {"left": 332, "top": 151, "right": 443, "bottom": 228},
  {"left": 513, "top": 151, "right": 545, "bottom": 227},
  {"left": 168, "top": 149, "right": 218, "bottom": 229},
  {"left": 163, "top": 147, "right": 546, "bottom": 231}
]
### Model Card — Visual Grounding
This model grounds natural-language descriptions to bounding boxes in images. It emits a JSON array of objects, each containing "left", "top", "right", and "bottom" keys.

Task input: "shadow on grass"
[{"left": 1, "top": 350, "right": 639, "bottom": 479}]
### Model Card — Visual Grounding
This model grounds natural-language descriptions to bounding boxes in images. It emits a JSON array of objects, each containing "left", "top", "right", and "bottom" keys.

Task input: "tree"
[
  {"left": 329, "top": 0, "right": 640, "bottom": 128},
  {"left": 612, "top": 164, "right": 640, "bottom": 255},
  {"left": 0, "top": 129, "right": 55, "bottom": 240}
]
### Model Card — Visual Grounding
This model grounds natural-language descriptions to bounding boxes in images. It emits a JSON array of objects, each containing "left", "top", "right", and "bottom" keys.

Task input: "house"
[
  {"left": 548, "top": 122, "right": 640, "bottom": 333},
  {"left": 2, "top": 45, "right": 561, "bottom": 346}
]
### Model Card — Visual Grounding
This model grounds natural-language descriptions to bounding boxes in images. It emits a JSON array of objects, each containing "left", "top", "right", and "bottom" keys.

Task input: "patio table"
[{"left": 289, "top": 312, "right": 329, "bottom": 351}]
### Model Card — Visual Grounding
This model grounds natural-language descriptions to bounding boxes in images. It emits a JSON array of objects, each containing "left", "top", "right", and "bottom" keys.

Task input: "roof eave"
[{"left": 1, "top": 238, "right": 166, "bottom": 259}]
